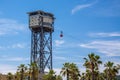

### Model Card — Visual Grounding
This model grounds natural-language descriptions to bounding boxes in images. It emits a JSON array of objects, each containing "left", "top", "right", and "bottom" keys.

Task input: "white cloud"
[
  {"left": 6, "top": 57, "right": 29, "bottom": 61},
  {"left": 0, "top": 43, "right": 28, "bottom": 50},
  {"left": 0, "top": 18, "right": 27, "bottom": 36},
  {"left": 71, "top": 0, "right": 97, "bottom": 14},
  {"left": 54, "top": 40, "right": 65, "bottom": 47},
  {"left": 53, "top": 68, "right": 61, "bottom": 75},
  {"left": 0, "top": 56, "right": 29, "bottom": 62},
  {"left": 71, "top": 0, "right": 120, "bottom": 17},
  {"left": 89, "top": 32, "right": 120, "bottom": 37},
  {"left": 11, "top": 43, "right": 26, "bottom": 48},
  {"left": 0, "top": 56, "right": 29, "bottom": 74},
  {"left": 54, "top": 56, "right": 67, "bottom": 61},
  {"left": 0, "top": 64, "right": 17, "bottom": 74},
  {"left": 80, "top": 40, "right": 120, "bottom": 56}
]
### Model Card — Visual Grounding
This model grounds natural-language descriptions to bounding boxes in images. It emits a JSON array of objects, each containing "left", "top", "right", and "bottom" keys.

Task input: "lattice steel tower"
[{"left": 28, "top": 10, "right": 54, "bottom": 80}]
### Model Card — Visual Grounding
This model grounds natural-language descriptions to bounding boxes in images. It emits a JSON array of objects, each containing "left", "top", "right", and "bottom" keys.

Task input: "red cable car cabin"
[{"left": 60, "top": 31, "right": 63, "bottom": 37}]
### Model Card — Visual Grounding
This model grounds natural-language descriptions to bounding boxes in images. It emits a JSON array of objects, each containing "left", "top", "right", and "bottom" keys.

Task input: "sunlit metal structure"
[{"left": 28, "top": 10, "right": 54, "bottom": 80}]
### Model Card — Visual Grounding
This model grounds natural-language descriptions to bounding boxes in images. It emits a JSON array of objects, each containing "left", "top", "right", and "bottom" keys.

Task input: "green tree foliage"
[
  {"left": 14, "top": 72, "right": 20, "bottom": 80},
  {"left": 17, "top": 64, "right": 27, "bottom": 80},
  {"left": 1, "top": 53, "right": 120, "bottom": 80},
  {"left": 83, "top": 53, "right": 102, "bottom": 80},
  {"left": 60, "top": 62, "right": 70, "bottom": 80},
  {"left": 56, "top": 75, "right": 62, "bottom": 80},
  {"left": 104, "top": 61, "right": 120, "bottom": 80},
  {"left": 43, "top": 70, "right": 62, "bottom": 80},
  {"left": 60, "top": 62, "right": 80, "bottom": 80},
  {"left": 7, "top": 72, "right": 13, "bottom": 80},
  {"left": 28, "top": 62, "right": 39, "bottom": 80}
]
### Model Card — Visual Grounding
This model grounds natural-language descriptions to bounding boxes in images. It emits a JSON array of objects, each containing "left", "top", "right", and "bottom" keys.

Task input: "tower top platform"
[
  {"left": 27, "top": 10, "right": 54, "bottom": 18},
  {"left": 28, "top": 10, "right": 55, "bottom": 32}
]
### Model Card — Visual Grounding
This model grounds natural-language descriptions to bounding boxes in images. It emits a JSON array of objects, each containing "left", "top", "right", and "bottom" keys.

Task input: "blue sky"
[{"left": 0, "top": 0, "right": 120, "bottom": 76}]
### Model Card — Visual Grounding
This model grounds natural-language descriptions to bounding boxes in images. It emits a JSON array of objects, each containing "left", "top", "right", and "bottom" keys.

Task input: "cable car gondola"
[{"left": 60, "top": 31, "right": 63, "bottom": 38}]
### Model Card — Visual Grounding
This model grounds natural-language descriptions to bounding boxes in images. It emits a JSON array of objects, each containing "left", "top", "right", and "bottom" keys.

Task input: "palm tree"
[
  {"left": 7, "top": 72, "right": 13, "bottom": 80},
  {"left": 43, "top": 70, "right": 56, "bottom": 80},
  {"left": 17, "top": 64, "right": 27, "bottom": 80},
  {"left": 28, "top": 62, "right": 39, "bottom": 80},
  {"left": 94, "top": 70, "right": 104, "bottom": 80},
  {"left": 80, "top": 73, "right": 85, "bottom": 80},
  {"left": 99, "top": 73, "right": 105, "bottom": 80},
  {"left": 60, "top": 62, "right": 70, "bottom": 80},
  {"left": 85, "top": 69, "right": 92, "bottom": 80},
  {"left": 56, "top": 75, "right": 62, "bottom": 80},
  {"left": 14, "top": 72, "right": 20, "bottom": 80},
  {"left": 60, "top": 62, "right": 80, "bottom": 80},
  {"left": 69, "top": 63, "right": 80, "bottom": 80},
  {"left": 43, "top": 70, "right": 63, "bottom": 80},
  {"left": 104, "top": 61, "right": 120, "bottom": 80},
  {"left": 83, "top": 53, "right": 102, "bottom": 80}
]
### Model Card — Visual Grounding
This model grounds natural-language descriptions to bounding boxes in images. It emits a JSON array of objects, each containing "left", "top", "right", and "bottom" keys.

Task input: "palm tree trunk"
[
  {"left": 92, "top": 63, "right": 95, "bottom": 80},
  {"left": 32, "top": 70, "right": 34, "bottom": 80},
  {"left": 28, "top": 71, "right": 30, "bottom": 80},
  {"left": 21, "top": 69, "right": 24, "bottom": 80},
  {"left": 67, "top": 69, "right": 69, "bottom": 80}
]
